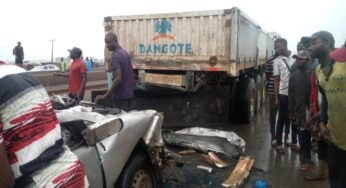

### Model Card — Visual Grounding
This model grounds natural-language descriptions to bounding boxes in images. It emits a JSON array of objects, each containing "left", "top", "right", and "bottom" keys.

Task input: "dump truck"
[{"left": 103, "top": 7, "right": 276, "bottom": 126}]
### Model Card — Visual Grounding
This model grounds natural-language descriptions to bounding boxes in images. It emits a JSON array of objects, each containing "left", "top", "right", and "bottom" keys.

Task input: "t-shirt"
[
  {"left": 85, "top": 60, "right": 92, "bottom": 72},
  {"left": 69, "top": 59, "right": 87, "bottom": 95},
  {"left": 273, "top": 55, "right": 295, "bottom": 96},
  {"left": 0, "top": 65, "right": 88, "bottom": 187},
  {"left": 110, "top": 48, "right": 134, "bottom": 99},
  {"left": 265, "top": 55, "right": 277, "bottom": 95},
  {"left": 317, "top": 61, "right": 346, "bottom": 150}
]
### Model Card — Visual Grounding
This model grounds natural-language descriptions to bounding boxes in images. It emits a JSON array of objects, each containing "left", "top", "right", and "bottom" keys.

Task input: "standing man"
[
  {"left": 58, "top": 57, "right": 66, "bottom": 72},
  {"left": 95, "top": 32, "right": 134, "bottom": 111},
  {"left": 273, "top": 38, "right": 295, "bottom": 154},
  {"left": 85, "top": 57, "right": 92, "bottom": 72},
  {"left": 265, "top": 52, "right": 279, "bottom": 145},
  {"left": 0, "top": 62, "right": 89, "bottom": 187},
  {"left": 54, "top": 47, "right": 87, "bottom": 100},
  {"left": 310, "top": 31, "right": 346, "bottom": 187},
  {"left": 13, "top": 42, "right": 24, "bottom": 67},
  {"left": 288, "top": 50, "right": 313, "bottom": 171}
]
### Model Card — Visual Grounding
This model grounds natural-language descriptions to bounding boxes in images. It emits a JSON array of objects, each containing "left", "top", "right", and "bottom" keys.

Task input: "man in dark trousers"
[
  {"left": 13, "top": 42, "right": 24, "bottom": 66},
  {"left": 288, "top": 50, "right": 313, "bottom": 172},
  {"left": 265, "top": 52, "right": 279, "bottom": 145},
  {"left": 273, "top": 38, "right": 295, "bottom": 154},
  {"left": 95, "top": 32, "right": 134, "bottom": 111}
]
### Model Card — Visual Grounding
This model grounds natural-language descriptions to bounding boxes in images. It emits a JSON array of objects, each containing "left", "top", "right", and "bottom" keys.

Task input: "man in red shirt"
[{"left": 54, "top": 47, "right": 87, "bottom": 100}]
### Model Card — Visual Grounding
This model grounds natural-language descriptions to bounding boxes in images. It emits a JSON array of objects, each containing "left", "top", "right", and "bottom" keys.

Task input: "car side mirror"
[{"left": 84, "top": 117, "right": 123, "bottom": 146}]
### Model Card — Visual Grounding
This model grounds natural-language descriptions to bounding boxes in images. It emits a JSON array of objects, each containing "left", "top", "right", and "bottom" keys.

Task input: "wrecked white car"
[{"left": 54, "top": 103, "right": 164, "bottom": 188}]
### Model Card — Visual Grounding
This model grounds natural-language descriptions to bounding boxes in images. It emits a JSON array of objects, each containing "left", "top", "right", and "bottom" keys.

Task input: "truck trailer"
[{"left": 104, "top": 7, "right": 277, "bottom": 126}]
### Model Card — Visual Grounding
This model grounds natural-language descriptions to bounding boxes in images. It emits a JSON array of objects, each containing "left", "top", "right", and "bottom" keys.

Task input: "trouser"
[
  {"left": 113, "top": 98, "right": 133, "bottom": 112},
  {"left": 15, "top": 57, "right": 23, "bottom": 65},
  {"left": 276, "top": 94, "right": 290, "bottom": 145},
  {"left": 291, "top": 124, "right": 299, "bottom": 144},
  {"left": 298, "top": 130, "right": 312, "bottom": 164},
  {"left": 328, "top": 144, "right": 346, "bottom": 188},
  {"left": 318, "top": 139, "right": 328, "bottom": 160},
  {"left": 268, "top": 95, "right": 277, "bottom": 138}
]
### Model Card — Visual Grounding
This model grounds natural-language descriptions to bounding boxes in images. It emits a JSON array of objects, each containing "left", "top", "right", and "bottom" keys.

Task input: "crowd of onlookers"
[{"left": 265, "top": 31, "right": 346, "bottom": 187}]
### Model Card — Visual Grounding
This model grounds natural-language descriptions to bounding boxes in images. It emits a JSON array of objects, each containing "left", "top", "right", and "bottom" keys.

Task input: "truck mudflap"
[{"left": 132, "top": 85, "right": 230, "bottom": 127}]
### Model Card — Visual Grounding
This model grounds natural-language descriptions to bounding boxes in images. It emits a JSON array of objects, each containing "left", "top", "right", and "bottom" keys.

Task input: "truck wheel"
[
  {"left": 255, "top": 74, "right": 262, "bottom": 112},
  {"left": 117, "top": 152, "right": 158, "bottom": 188},
  {"left": 261, "top": 72, "right": 266, "bottom": 106},
  {"left": 238, "top": 77, "right": 256, "bottom": 122}
]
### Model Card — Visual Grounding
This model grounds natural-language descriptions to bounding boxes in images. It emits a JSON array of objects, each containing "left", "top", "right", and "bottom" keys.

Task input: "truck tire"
[
  {"left": 261, "top": 72, "right": 267, "bottom": 106},
  {"left": 238, "top": 76, "right": 256, "bottom": 122},
  {"left": 117, "top": 152, "right": 159, "bottom": 188},
  {"left": 255, "top": 74, "right": 262, "bottom": 112}
]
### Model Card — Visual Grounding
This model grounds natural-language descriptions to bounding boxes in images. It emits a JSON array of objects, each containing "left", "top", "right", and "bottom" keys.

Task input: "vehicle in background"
[
  {"left": 29, "top": 64, "right": 59, "bottom": 72},
  {"left": 104, "top": 7, "right": 278, "bottom": 126}
]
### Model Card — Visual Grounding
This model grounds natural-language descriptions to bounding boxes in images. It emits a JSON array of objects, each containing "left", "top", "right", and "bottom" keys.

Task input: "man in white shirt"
[{"left": 273, "top": 38, "right": 295, "bottom": 154}]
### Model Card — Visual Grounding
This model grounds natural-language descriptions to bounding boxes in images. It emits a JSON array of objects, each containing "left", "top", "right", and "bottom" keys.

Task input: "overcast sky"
[{"left": 1, "top": 0, "right": 345, "bottom": 62}]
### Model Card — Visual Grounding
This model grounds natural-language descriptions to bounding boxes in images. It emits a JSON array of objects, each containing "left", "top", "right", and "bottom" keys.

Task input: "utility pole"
[{"left": 49, "top": 39, "right": 56, "bottom": 63}]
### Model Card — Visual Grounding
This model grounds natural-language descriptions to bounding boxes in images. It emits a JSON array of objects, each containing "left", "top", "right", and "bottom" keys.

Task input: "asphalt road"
[
  {"left": 36, "top": 72, "right": 330, "bottom": 187},
  {"left": 161, "top": 103, "right": 330, "bottom": 188}
]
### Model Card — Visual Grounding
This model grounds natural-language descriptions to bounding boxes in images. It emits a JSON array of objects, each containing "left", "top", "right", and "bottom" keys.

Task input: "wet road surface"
[{"left": 161, "top": 103, "right": 330, "bottom": 188}]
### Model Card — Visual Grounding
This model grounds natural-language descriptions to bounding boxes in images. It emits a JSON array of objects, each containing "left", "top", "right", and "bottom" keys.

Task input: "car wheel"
[{"left": 117, "top": 152, "right": 158, "bottom": 188}]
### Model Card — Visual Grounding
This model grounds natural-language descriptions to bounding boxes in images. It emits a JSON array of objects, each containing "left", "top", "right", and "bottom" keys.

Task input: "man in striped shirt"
[
  {"left": 0, "top": 62, "right": 88, "bottom": 187},
  {"left": 265, "top": 52, "right": 279, "bottom": 145}
]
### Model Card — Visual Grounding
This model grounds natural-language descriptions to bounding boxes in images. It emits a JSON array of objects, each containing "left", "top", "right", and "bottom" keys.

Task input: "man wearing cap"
[
  {"left": 288, "top": 50, "right": 313, "bottom": 172},
  {"left": 95, "top": 32, "right": 134, "bottom": 111},
  {"left": 273, "top": 38, "right": 295, "bottom": 154},
  {"left": 54, "top": 47, "right": 87, "bottom": 100},
  {"left": 311, "top": 31, "right": 346, "bottom": 187}
]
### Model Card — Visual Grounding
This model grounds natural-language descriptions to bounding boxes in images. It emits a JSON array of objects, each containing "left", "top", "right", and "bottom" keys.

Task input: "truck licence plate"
[{"left": 145, "top": 73, "right": 183, "bottom": 86}]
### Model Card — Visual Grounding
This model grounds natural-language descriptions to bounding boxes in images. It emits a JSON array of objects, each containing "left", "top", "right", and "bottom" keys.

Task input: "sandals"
[
  {"left": 299, "top": 163, "right": 312, "bottom": 172},
  {"left": 291, "top": 144, "right": 300, "bottom": 152},
  {"left": 271, "top": 140, "right": 277, "bottom": 146},
  {"left": 275, "top": 145, "right": 285, "bottom": 154},
  {"left": 304, "top": 173, "right": 327, "bottom": 181}
]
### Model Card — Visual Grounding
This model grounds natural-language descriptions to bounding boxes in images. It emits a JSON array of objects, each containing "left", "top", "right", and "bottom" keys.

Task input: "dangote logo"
[{"left": 139, "top": 19, "right": 192, "bottom": 54}]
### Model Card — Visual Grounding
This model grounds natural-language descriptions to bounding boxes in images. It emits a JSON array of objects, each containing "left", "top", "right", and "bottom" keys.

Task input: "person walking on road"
[
  {"left": 0, "top": 62, "right": 89, "bottom": 187},
  {"left": 54, "top": 47, "right": 87, "bottom": 100},
  {"left": 95, "top": 32, "right": 134, "bottom": 111},
  {"left": 273, "top": 38, "right": 295, "bottom": 154},
  {"left": 13, "top": 41, "right": 24, "bottom": 67}
]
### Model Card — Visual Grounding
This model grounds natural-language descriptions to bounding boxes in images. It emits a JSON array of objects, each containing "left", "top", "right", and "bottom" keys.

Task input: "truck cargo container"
[{"left": 103, "top": 7, "right": 277, "bottom": 126}]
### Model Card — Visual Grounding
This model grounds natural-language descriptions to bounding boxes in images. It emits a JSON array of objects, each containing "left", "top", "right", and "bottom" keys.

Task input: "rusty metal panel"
[
  {"left": 257, "top": 31, "right": 267, "bottom": 65},
  {"left": 106, "top": 9, "right": 232, "bottom": 63},
  {"left": 266, "top": 34, "right": 276, "bottom": 58},
  {"left": 105, "top": 8, "right": 276, "bottom": 76},
  {"left": 236, "top": 12, "right": 260, "bottom": 66},
  {"left": 145, "top": 73, "right": 183, "bottom": 86}
]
